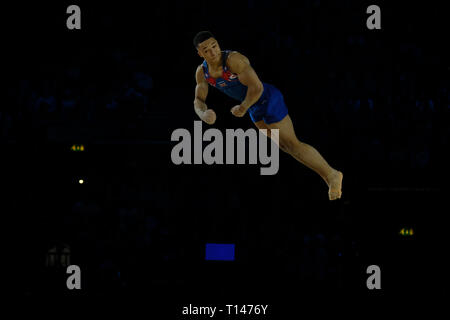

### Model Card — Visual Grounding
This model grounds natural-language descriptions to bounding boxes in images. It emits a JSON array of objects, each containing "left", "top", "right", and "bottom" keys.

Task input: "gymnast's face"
[{"left": 197, "top": 37, "right": 221, "bottom": 64}]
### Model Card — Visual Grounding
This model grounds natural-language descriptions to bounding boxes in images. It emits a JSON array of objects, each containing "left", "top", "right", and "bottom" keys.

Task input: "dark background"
[{"left": 3, "top": 0, "right": 447, "bottom": 310}]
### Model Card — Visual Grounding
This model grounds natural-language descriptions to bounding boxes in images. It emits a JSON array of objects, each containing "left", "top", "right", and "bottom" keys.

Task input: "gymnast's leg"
[{"left": 254, "top": 115, "right": 343, "bottom": 200}]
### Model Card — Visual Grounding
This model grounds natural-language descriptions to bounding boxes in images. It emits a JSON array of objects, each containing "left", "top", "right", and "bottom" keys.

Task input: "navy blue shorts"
[{"left": 247, "top": 83, "right": 288, "bottom": 124}]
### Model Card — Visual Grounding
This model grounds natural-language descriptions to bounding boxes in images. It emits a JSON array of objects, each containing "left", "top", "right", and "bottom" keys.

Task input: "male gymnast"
[{"left": 193, "top": 31, "right": 343, "bottom": 200}]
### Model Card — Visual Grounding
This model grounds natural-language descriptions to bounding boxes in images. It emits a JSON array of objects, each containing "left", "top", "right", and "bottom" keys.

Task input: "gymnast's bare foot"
[{"left": 327, "top": 170, "right": 343, "bottom": 200}]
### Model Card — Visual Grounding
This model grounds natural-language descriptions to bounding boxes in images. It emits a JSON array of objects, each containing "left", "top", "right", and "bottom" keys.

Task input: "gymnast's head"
[{"left": 193, "top": 31, "right": 221, "bottom": 63}]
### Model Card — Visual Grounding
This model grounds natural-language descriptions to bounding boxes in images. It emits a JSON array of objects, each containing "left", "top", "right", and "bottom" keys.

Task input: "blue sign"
[{"left": 205, "top": 243, "right": 235, "bottom": 261}]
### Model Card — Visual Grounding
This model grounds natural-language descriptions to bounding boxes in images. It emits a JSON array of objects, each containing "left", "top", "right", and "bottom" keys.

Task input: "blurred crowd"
[{"left": 3, "top": 0, "right": 448, "bottom": 170}]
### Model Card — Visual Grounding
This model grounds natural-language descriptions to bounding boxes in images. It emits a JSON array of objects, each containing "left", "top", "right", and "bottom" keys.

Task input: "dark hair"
[{"left": 193, "top": 31, "right": 215, "bottom": 49}]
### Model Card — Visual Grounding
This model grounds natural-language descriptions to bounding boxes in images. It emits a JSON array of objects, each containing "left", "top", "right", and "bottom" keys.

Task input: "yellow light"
[
  {"left": 78, "top": 179, "right": 84, "bottom": 184},
  {"left": 399, "top": 228, "right": 414, "bottom": 236},
  {"left": 71, "top": 144, "right": 85, "bottom": 152}
]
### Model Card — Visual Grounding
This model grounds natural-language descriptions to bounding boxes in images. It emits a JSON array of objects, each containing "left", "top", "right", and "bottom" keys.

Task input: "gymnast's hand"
[
  {"left": 202, "top": 109, "right": 217, "bottom": 125},
  {"left": 230, "top": 104, "right": 247, "bottom": 117}
]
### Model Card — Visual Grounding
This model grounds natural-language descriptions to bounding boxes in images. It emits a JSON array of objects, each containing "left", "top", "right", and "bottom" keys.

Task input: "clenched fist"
[
  {"left": 230, "top": 104, "right": 247, "bottom": 117},
  {"left": 202, "top": 109, "right": 217, "bottom": 125}
]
